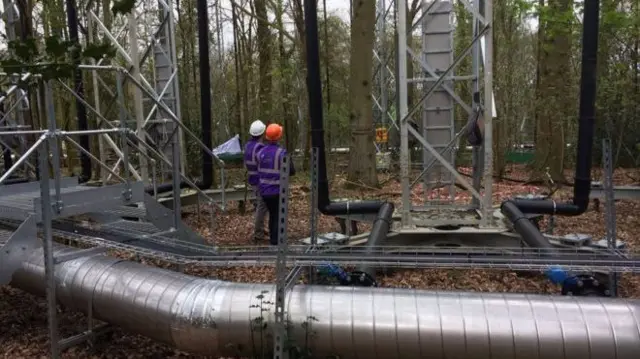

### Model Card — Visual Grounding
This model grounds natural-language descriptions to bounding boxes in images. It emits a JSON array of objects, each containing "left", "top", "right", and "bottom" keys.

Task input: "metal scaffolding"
[
  {"left": 373, "top": 0, "right": 396, "bottom": 154},
  {"left": 3, "top": 2, "right": 635, "bottom": 358},
  {"left": 83, "top": 0, "right": 188, "bottom": 184},
  {"left": 373, "top": 0, "right": 495, "bottom": 229},
  {"left": 0, "top": 76, "right": 223, "bottom": 357}
]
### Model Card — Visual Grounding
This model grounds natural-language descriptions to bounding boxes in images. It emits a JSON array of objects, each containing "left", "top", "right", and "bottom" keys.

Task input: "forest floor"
[{"left": 2, "top": 165, "right": 640, "bottom": 358}]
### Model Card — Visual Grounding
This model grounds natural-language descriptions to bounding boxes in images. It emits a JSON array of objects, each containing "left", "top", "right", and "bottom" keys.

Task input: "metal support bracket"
[
  {"left": 143, "top": 193, "right": 205, "bottom": 244},
  {"left": 0, "top": 214, "right": 38, "bottom": 285},
  {"left": 274, "top": 154, "right": 291, "bottom": 359},
  {"left": 602, "top": 138, "right": 618, "bottom": 296}
]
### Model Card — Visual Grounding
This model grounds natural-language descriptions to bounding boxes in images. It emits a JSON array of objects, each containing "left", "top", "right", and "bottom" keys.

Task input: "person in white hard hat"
[{"left": 244, "top": 120, "right": 268, "bottom": 242}]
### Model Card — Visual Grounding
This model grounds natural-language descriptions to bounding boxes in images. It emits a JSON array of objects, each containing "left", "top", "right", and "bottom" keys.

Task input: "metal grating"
[
  {"left": 0, "top": 228, "right": 13, "bottom": 245},
  {"left": 0, "top": 185, "right": 98, "bottom": 221}
]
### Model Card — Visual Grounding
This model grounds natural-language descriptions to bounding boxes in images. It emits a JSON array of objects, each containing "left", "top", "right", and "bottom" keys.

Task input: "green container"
[
  {"left": 506, "top": 150, "right": 534, "bottom": 164},
  {"left": 218, "top": 152, "right": 244, "bottom": 165}
]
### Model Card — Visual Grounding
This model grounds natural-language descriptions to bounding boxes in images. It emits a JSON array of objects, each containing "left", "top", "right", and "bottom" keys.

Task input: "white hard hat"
[{"left": 249, "top": 120, "right": 266, "bottom": 137}]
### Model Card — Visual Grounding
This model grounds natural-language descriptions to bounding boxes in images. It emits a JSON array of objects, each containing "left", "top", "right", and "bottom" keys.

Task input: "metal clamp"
[{"left": 122, "top": 188, "right": 132, "bottom": 201}]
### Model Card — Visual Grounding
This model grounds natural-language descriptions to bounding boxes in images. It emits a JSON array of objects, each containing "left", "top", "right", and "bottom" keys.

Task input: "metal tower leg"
[
  {"left": 39, "top": 81, "right": 59, "bottom": 358},
  {"left": 150, "top": 0, "right": 185, "bottom": 179},
  {"left": 397, "top": 0, "right": 412, "bottom": 227},
  {"left": 481, "top": 0, "right": 494, "bottom": 226},
  {"left": 395, "top": 0, "right": 492, "bottom": 227}
]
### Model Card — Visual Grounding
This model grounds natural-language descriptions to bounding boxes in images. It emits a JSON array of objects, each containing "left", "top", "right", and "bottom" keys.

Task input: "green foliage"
[
  {"left": 83, "top": 41, "right": 118, "bottom": 61},
  {"left": 111, "top": 0, "right": 137, "bottom": 17},
  {"left": 0, "top": 36, "right": 116, "bottom": 81}
]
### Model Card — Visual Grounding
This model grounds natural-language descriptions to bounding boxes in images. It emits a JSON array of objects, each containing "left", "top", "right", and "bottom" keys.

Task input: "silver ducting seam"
[{"left": 10, "top": 244, "right": 640, "bottom": 358}]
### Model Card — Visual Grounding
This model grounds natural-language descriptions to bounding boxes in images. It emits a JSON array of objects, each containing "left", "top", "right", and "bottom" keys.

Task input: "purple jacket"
[
  {"left": 258, "top": 143, "right": 295, "bottom": 197},
  {"left": 244, "top": 139, "right": 264, "bottom": 186}
]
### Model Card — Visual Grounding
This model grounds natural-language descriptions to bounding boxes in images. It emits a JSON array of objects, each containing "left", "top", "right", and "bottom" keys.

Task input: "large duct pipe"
[
  {"left": 304, "top": 0, "right": 384, "bottom": 216},
  {"left": 11, "top": 243, "right": 640, "bottom": 358},
  {"left": 65, "top": 0, "right": 91, "bottom": 183},
  {"left": 501, "top": 0, "right": 600, "bottom": 248}
]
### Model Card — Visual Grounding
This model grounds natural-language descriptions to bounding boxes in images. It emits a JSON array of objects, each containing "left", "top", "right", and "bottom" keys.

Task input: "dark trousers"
[{"left": 262, "top": 195, "right": 280, "bottom": 245}]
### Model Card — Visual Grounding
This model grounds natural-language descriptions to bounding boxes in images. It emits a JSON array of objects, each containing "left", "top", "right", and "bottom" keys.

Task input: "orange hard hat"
[{"left": 265, "top": 123, "right": 283, "bottom": 141}]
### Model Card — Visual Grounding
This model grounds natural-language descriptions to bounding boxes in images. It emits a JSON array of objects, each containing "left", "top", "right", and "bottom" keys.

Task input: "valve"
[
  {"left": 316, "top": 264, "right": 377, "bottom": 287},
  {"left": 546, "top": 267, "right": 611, "bottom": 297},
  {"left": 561, "top": 273, "right": 611, "bottom": 297}
]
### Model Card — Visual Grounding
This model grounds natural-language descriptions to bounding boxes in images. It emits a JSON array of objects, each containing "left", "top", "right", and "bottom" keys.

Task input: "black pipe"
[
  {"left": 304, "top": 0, "right": 383, "bottom": 215},
  {"left": 506, "top": 0, "right": 599, "bottom": 216},
  {"left": 1, "top": 177, "right": 30, "bottom": 185},
  {"left": 65, "top": 0, "right": 91, "bottom": 183},
  {"left": 0, "top": 103, "right": 13, "bottom": 170},
  {"left": 2, "top": 146, "right": 14, "bottom": 171},
  {"left": 501, "top": 0, "right": 599, "bottom": 246},
  {"left": 501, "top": 200, "right": 554, "bottom": 250},
  {"left": 196, "top": 0, "right": 213, "bottom": 189},
  {"left": 356, "top": 202, "right": 395, "bottom": 279}
]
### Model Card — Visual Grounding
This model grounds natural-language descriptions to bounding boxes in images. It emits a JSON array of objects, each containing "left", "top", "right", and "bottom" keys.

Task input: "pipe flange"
[
  {"left": 347, "top": 271, "right": 377, "bottom": 287},
  {"left": 562, "top": 273, "right": 611, "bottom": 297}
]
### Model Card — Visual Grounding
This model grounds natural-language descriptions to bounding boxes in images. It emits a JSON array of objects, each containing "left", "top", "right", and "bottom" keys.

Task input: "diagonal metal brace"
[
  {"left": 401, "top": 24, "right": 490, "bottom": 124},
  {"left": 408, "top": 125, "right": 482, "bottom": 201}
]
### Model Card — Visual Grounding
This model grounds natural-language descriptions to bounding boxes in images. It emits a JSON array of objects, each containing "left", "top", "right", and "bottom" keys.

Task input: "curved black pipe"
[
  {"left": 357, "top": 202, "right": 395, "bottom": 279},
  {"left": 304, "top": 0, "right": 384, "bottom": 215},
  {"left": 197, "top": 0, "right": 213, "bottom": 189},
  {"left": 501, "top": 0, "right": 599, "bottom": 246},
  {"left": 501, "top": 200, "right": 554, "bottom": 250},
  {"left": 66, "top": 0, "right": 91, "bottom": 183}
]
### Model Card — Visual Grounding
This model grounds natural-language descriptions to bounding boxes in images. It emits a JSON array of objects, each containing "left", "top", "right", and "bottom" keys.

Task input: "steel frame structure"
[
  {"left": 0, "top": 76, "right": 223, "bottom": 358},
  {"left": 2, "top": 1, "right": 637, "bottom": 358},
  {"left": 371, "top": 0, "right": 496, "bottom": 229},
  {"left": 82, "top": 0, "right": 189, "bottom": 183}
]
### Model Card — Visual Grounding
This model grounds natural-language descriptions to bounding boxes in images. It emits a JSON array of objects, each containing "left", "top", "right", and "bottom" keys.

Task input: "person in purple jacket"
[
  {"left": 244, "top": 120, "right": 268, "bottom": 242},
  {"left": 257, "top": 123, "right": 295, "bottom": 245}
]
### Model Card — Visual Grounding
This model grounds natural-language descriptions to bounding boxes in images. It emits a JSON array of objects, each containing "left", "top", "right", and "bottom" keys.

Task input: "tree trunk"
[
  {"left": 347, "top": 0, "right": 378, "bottom": 187},
  {"left": 533, "top": 0, "right": 572, "bottom": 182},
  {"left": 254, "top": 0, "right": 273, "bottom": 122},
  {"left": 231, "top": 1, "right": 246, "bottom": 139},
  {"left": 275, "top": 0, "right": 292, "bottom": 151},
  {"left": 292, "top": 0, "right": 310, "bottom": 170}
]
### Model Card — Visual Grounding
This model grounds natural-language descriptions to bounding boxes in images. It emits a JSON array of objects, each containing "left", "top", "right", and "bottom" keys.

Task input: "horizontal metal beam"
[
  {"left": 157, "top": 187, "right": 255, "bottom": 208},
  {"left": 590, "top": 185, "right": 640, "bottom": 200}
]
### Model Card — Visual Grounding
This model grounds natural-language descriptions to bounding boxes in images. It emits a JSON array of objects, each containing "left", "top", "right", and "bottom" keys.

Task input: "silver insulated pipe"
[{"left": 10, "top": 244, "right": 640, "bottom": 358}]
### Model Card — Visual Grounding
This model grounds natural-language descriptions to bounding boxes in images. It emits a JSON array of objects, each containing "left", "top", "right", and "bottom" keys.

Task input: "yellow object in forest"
[{"left": 375, "top": 127, "right": 388, "bottom": 143}]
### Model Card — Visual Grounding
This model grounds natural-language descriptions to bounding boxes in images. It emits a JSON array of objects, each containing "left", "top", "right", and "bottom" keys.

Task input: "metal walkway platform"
[
  {"left": 0, "top": 177, "right": 145, "bottom": 222},
  {"left": 0, "top": 177, "right": 209, "bottom": 283}
]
